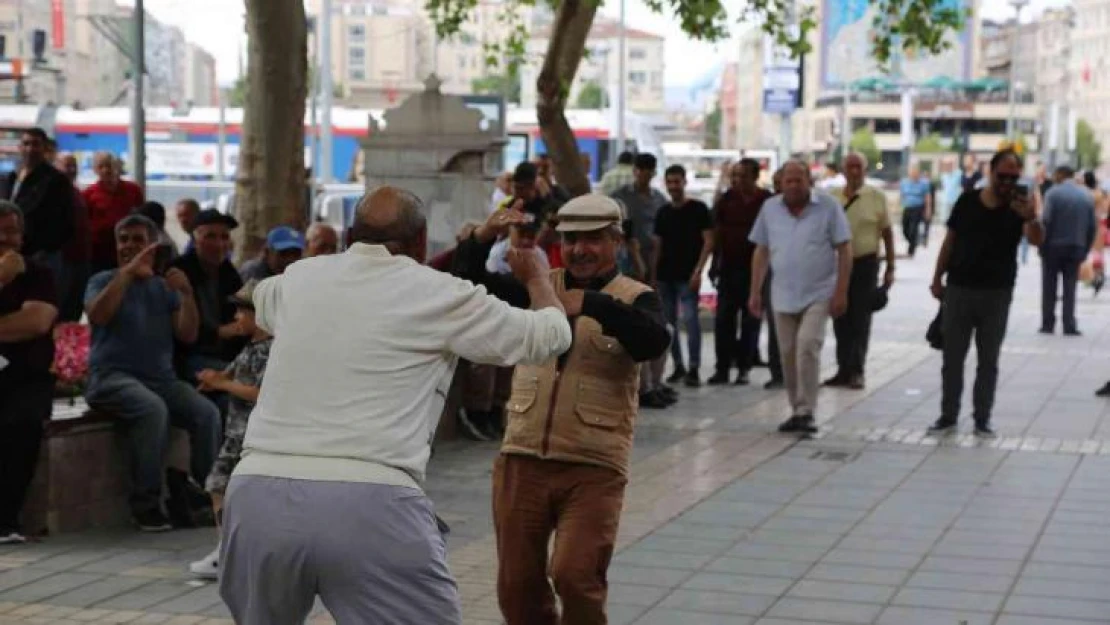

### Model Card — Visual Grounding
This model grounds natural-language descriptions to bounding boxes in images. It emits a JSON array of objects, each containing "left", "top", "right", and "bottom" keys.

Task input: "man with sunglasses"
[{"left": 929, "top": 150, "right": 1044, "bottom": 438}]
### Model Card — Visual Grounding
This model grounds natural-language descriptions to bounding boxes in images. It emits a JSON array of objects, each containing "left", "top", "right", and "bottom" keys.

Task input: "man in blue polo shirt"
[
  {"left": 748, "top": 161, "right": 853, "bottom": 434},
  {"left": 900, "top": 165, "right": 933, "bottom": 258}
]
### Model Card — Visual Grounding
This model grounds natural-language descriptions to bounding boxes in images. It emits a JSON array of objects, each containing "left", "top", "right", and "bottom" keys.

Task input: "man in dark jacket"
[
  {"left": 170, "top": 210, "right": 246, "bottom": 383},
  {"left": 0, "top": 128, "right": 75, "bottom": 271}
]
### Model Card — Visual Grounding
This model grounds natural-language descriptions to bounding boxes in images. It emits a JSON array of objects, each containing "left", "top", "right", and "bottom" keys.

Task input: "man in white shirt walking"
[{"left": 218, "top": 187, "right": 573, "bottom": 625}]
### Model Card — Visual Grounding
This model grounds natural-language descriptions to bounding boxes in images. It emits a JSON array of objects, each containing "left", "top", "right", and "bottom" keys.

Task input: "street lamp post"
[
  {"left": 1006, "top": 0, "right": 1029, "bottom": 140},
  {"left": 616, "top": 0, "right": 626, "bottom": 153},
  {"left": 319, "top": 0, "right": 334, "bottom": 184},
  {"left": 130, "top": 0, "right": 146, "bottom": 188}
]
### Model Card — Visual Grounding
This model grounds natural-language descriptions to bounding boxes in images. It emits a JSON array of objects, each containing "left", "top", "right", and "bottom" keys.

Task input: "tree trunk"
[
  {"left": 535, "top": 0, "right": 597, "bottom": 198},
  {"left": 237, "top": 0, "right": 308, "bottom": 262}
]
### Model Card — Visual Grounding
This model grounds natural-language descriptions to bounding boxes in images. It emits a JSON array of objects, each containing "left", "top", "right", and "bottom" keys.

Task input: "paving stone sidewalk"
[{"left": 3, "top": 235, "right": 1110, "bottom": 624}]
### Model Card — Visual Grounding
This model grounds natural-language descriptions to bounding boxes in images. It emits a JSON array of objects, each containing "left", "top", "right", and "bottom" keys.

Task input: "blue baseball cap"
[{"left": 267, "top": 226, "right": 305, "bottom": 252}]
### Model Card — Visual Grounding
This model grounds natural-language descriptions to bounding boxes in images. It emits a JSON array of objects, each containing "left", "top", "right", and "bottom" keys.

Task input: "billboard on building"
[{"left": 819, "top": 0, "right": 972, "bottom": 90}]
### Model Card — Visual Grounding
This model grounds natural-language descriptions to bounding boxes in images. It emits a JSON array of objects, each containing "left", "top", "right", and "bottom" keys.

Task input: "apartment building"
[
  {"left": 1069, "top": 0, "right": 1110, "bottom": 156},
  {"left": 307, "top": 0, "right": 530, "bottom": 108}
]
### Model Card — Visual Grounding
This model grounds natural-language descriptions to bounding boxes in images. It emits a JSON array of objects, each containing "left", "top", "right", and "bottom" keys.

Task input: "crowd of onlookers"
[{"left": 0, "top": 126, "right": 341, "bottom": 548}]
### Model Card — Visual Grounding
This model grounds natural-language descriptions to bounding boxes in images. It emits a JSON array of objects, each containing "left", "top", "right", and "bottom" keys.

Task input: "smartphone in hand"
[{"left": 153, "top": 245, "right": 173, "bottom": 275}]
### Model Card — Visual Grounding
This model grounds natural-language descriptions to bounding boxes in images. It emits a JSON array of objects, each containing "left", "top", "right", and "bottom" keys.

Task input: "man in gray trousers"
[
  {"left": 929, "top": 150, "right": 1044, "bottom": 438},
  {"left": 219, "top": 188, "right": 571, "bottom": 625},
  {"left": 1039, "top": 165, "right": 1096, "bottom": 336}
]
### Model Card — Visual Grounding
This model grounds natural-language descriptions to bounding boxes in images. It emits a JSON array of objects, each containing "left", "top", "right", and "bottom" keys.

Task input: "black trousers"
[
  {"left": 763, "top": 277, "right": 783, "bottom": 381},
  {"left": 902, "top": 208, "right": 924, "bottom": 257},
  {"left": 1041, "top": 246, "right": 1086, "bottom": 333},
  {"left": 0, "top": 376, "right": 51, "bottom": 532},
  {"left": 832, "top": 255, "right": 880, "bottom": 378},
  {"left": 714, "top": 269, "right": 762, "bottom": 374}
]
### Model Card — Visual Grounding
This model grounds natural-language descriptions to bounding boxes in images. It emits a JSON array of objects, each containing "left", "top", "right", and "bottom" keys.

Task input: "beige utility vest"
[{"left": 500, "top": 269, "right": 649, "bottom": 476}]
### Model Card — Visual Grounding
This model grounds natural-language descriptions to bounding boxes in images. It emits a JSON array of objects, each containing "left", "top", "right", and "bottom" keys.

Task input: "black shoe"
[
  {"left": 639, "top": 391, "right": 670, "bottom": 409},
  {"left": 684, "top": 370, "right": 701, "bottom": 388},
  {"left": 1064, "top": 329, "right": 1082, "bottom": 337},
  {"left": 133, "top": 508, "right": 173, "bottom": 533},
  {"left": 927, "top": 418, "right": 957, "bottom": 435},
  {"left": 657, "top": 385, "right": 678, "bottom": 400},
  {"left": 735, "top": 370, "right": 751, "bottom": 386},
  {"left": 479, "top": 418, "right": 504, "bottom": 441},
  {"left": 457, "top": 409, "right": 492, "bottom": 442},
  {"left": 1097, "top": 382, "right": 1110, "bottom": 398},
  {"left": 822, "top": 373, "right": 849, "bottom": 387},
  {"left": 657, "top": 389, "right": 678, "bottom": 406},
  {"left": 974, "top": 422, "right": 997, "bottom": 438},
  {"left": 778, "top": 416, "right": 802, "bottom": 433},
  {"left": 796, "top": 414, "right": 818, "bottom": 434},
  {"left": 665, "top": 367, "right": 687, "bottom": 385},
  {"left": 764, "top": 378, "right": 784, "bottom": 390},
  {"left": 707, "top": 371, "right": 731, "bottom": 385},
  {"left": 778, "top": 414, "right": 817, "bottom": 434},
  {"left": 1039, "top": 327, "right": 1054, "bottom": 335},
  {"left": 847, "top": 375, "right": 865, "bottom": 390}
]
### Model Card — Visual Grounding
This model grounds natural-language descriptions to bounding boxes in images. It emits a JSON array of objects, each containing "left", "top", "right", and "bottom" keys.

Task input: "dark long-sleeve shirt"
[{"left": 451, "top": 236, "right": 669, "bottom": 364}]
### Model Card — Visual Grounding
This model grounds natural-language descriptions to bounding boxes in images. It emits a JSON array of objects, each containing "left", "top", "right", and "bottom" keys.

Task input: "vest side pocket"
[
  {"left": 507, "top": 374, "right": 540, "bottom": 414},
  {"left": 573, "top": 379, "right": 627, "bottom": 429}
]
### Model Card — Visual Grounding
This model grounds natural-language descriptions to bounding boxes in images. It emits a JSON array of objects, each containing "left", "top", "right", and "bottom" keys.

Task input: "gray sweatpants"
[{"left": 219, "top": 475, "right": 461, "bottom": 625}]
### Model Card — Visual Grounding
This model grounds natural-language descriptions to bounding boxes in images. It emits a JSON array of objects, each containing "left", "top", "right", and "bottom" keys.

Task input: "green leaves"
[
  {"left": 424, "top": 0, "right": 966, "bottom": 90},
  {"left": 869, "top": 0, "right": 969, "bottom": 68}
]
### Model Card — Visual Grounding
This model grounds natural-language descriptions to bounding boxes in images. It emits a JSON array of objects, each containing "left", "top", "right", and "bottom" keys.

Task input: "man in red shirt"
[
  {"left": 83, "top": 152, "right": 144, "bottom": 275},
  {"left": 709, "top": 158, "right": 781, "bottom": 387}
]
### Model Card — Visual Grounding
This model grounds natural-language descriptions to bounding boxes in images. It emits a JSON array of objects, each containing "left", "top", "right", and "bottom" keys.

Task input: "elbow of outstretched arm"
[
  {"left": 628, "top": 322, "right": 671, "bottom": 363},
  {"left": 517, "top": 309, "right": 572, "bottom": 365}
]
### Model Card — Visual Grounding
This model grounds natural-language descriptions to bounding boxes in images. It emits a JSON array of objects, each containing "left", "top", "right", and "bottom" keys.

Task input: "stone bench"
[
  {"left": 21, "top": 399, "right": 191, "bottom": 536},
  {"left": 21, "top": 373, "right": 463, "bottom": 536}
]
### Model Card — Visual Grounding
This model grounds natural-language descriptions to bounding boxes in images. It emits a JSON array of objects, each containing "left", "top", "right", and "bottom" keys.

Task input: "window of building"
[
  {"left": 349, "top": 46, "right": 366, "bottom": 64},
  {"left": 629, "top": 71, "right": 646, "bottom": 85},
  {"left": 630, "top": 47, "right": 646, "bottom": 60},
  {"left": 459, "top": 56, "right": 467, "bottom": 70},
  {"left": 349, "top": 24, "right": 366, "bottom": 42},
  {"left": 349, "top": 68, "right": 366, "bottom": 81}
]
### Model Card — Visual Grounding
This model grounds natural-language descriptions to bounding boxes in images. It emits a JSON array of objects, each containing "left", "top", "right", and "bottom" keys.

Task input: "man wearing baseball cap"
[
  {"left": 452, "top": 194, "right": 670, "bottom": 625},
  {"left": 239, "top": 226, "right": 305, "bottom": 282}
]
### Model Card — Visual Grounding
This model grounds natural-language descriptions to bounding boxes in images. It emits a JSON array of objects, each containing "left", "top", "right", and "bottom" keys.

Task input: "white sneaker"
[
  {"left": 188, "top": 546, "right": 220, "bottom": 580},
  {"left": 0, "top": 531, "right": 26, "bottom": 545}
]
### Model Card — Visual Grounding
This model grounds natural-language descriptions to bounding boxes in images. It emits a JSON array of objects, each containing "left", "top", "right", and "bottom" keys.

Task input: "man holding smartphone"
[{"left": 928, "top": 150, "right": 1044, "bottom": 437}]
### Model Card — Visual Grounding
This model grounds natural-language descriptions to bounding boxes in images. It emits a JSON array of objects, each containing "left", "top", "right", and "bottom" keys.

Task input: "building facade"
[
  {"left": 0, "top": 0, "right": 216, "bottom": 108},
  {"left": 728, "top": 26, "right": 780, "bottom": 150},
  {"left": 184, "top": 43, "right": 218, "bottom": 107},
  {"left": 308, "top": 0, "right": 530, "bottom": 108},
  {"left": 519, "top": 18, "right": 666, "bottom": 115},
  {"left": 1068, "top": 0, "right": 1110, "bottom": 162}
]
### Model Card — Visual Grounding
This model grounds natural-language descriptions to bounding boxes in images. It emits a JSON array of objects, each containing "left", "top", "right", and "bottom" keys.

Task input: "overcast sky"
[{"left": 128, "top": 0, "right": 1069, "bottom": 87}]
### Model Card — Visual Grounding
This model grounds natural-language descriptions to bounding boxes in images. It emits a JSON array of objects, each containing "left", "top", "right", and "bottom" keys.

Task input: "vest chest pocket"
[
  {"left": 574, "top": 379, "right": 627, "bottom": 429},
  {"left": 507, "top": 375, "right": 539, "bottom": 414}
]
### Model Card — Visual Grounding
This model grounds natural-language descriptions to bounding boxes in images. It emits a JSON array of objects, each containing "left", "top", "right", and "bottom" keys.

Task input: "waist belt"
[{"left": 853, "top": 252, "right": 879, "bottom": 262}]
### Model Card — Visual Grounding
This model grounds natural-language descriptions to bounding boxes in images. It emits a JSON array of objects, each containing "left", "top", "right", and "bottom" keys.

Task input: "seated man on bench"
[{"left": 84, "top": 214, "right": 220, "bottom": 532}]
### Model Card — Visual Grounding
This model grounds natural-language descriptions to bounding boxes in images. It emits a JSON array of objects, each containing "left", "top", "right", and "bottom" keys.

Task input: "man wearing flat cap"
[
  {"left": 452, "top": 194, "right": 670, "bottom": 625},
  {"left": 170, "top": 209, "right": 246, "bottom": 382}
]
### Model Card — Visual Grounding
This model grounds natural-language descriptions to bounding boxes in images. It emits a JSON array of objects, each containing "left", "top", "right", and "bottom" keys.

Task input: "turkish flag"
[{"left": 1083, "top": 64, "right": 1092, "bottom": 85}]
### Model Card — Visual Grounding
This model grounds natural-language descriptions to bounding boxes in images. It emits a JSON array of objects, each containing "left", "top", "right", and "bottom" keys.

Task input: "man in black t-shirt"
[
  {"left": 0, "top": 201, "right": 59, "bottom": 543},
  {"left": 653, "top": 165, "right": 713, "bottom": 387},
  {"left": 929, "top": 150, "right": 1043, "bottom": 437}
]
